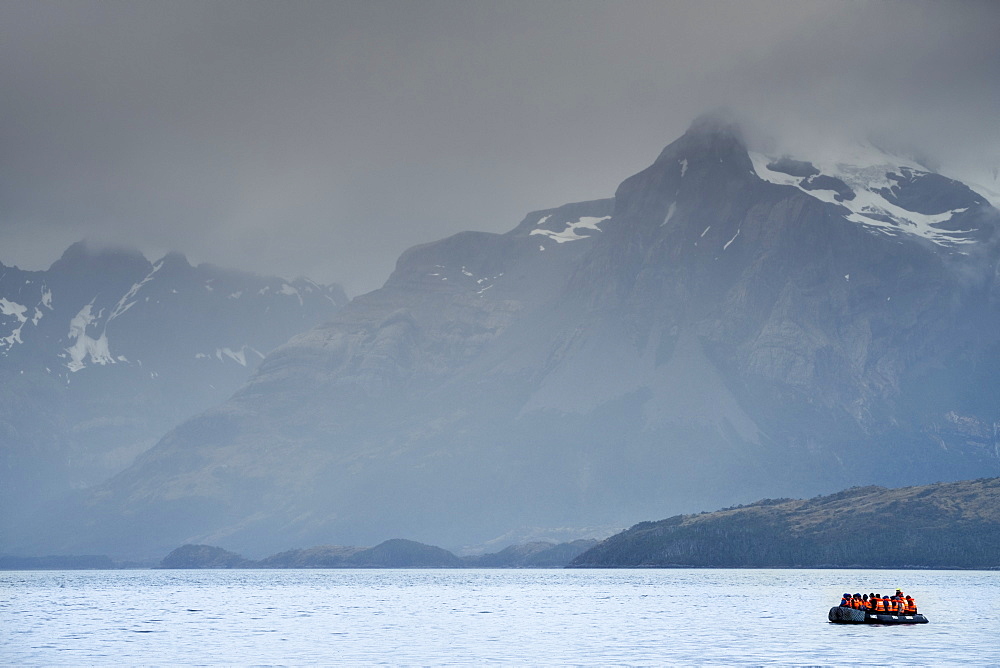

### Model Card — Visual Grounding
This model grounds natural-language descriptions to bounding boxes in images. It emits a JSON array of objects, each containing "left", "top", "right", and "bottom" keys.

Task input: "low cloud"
[{"left": 1, "top": 0, "right": 997, "bottom": 294}]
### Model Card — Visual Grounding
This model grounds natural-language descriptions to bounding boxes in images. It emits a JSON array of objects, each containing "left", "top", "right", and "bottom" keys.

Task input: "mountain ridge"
[
  {"left": 157, "top": 538, "right": 600, "bottom": 569},
  {"left": 23, "top": 114, "right": 1000, "bottom": 559},
  {"left": 570, "top": 477, "right": 1000, "bottom": 569}
]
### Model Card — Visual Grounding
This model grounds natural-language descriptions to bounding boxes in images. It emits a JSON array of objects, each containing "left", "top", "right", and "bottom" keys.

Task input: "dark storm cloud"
[{"left": 1, "top": 0, "right": 998, "bottom": 294}]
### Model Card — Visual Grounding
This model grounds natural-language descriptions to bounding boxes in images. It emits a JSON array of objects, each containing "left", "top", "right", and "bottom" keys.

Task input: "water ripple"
[{"left": 1, "top": 568, "right": 997, "bottom": 665}]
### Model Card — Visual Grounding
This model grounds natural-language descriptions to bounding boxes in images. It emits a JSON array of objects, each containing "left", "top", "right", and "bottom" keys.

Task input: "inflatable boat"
[{"left": 828, "top": 606, "right": 928, "bottom": 624}]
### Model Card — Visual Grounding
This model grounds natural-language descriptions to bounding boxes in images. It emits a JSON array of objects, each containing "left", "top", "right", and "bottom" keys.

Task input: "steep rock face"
[
  {"left": 42, "top": 115, "right": 1000, "bottom": 559},
  {"left": 0, "top": 243, "right": 346, "bottom": 544}
]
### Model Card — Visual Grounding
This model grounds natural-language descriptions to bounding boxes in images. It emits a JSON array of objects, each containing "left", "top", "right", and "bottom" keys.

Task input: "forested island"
[{"left": 570, "top": 478, "right": 1000, "bottom": 569}]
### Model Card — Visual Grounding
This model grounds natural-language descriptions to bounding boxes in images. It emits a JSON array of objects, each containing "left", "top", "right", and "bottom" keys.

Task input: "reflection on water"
[{"left": 2, "top": 568, "right": 998, "bottom": 665}]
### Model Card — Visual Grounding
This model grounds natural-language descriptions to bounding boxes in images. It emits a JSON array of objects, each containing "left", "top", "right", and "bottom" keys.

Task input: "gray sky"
[{"left": 1, "top": 0, "right": 998, "bottom": 295}]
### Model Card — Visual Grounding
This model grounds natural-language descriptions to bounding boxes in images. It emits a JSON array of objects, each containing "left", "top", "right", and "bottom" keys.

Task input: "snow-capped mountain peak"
[{"left": 749, "top": 142, "right": 993, "bottom": 248}]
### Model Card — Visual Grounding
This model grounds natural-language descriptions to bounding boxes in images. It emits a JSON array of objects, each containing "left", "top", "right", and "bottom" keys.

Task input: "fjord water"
[{"left": 3, "top": 569, "right": 998, "bottom": 665}]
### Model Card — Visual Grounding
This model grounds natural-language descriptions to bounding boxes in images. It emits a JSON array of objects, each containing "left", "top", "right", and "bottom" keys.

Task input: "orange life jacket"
[
  {"left": 905, "top": 598, "right": 917, "bottom": 613},
  {"left": 874, "top": 597, "right": 885, "bottom": 612}
]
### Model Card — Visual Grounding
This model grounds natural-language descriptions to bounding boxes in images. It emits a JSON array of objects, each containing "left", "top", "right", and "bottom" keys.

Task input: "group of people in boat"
[{"left": 839, "top": 589, "right": 917, "bottom": 614}]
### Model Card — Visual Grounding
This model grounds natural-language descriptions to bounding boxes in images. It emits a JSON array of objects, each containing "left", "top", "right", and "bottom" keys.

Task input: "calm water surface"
[{"left": 2, "top": 568, "right": 998, "bottom": 665}]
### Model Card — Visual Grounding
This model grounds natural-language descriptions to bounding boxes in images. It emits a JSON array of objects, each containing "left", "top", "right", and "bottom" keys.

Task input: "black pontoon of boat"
[{"left": 828, "top": 606, "right": 928, "bottom": 624}]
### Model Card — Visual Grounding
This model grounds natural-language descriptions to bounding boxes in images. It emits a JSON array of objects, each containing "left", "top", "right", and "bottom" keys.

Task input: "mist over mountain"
[
  {"left": 13, "top": 113, "right": 1000, "bottom": 560},
  {"left": 0, "top": 244, "right": 346, "bottom": 543}
]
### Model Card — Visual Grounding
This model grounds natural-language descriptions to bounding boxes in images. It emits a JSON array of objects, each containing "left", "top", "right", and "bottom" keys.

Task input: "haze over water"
[{"left": 3, "top": 568, "right": 997, "bottom": 665}]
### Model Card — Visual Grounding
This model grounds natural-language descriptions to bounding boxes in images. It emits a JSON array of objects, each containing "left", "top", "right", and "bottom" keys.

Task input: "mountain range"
[
  {"left": 157, "top": 537, "right": 598, "bottom": 569},
  {"left": 0, "top": 243, "right": 346, "bottom": 542},
  {"left": 7, "top": 112, "right": 1000, "bottom": 560}
]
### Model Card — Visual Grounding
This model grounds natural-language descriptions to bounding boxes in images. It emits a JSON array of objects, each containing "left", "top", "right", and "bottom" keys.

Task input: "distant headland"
[{"left": 570, "top": 477, "right": 1000, "bottom": 569}]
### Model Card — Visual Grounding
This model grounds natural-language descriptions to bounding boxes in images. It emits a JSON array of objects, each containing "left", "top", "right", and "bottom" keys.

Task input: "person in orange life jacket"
[
  {"left": 893, "top": 589, "right": 918, "bottom": 614},
  {"left": 853, "top": 594, "right": 864, "bottom": 609},
  {"left": 874, "top": 595, "right": 886, "bottom": 613},
  {"left": 862, "top": 594, "right": 870, "bottom": 609},
  {"left": 840, "top": 593, "right": 852, "bottom": 607}
]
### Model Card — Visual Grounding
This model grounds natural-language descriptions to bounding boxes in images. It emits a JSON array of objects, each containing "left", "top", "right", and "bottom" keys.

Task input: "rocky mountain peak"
[
  {"left": 686, "top": 108, "right": 744, "bottom": 139},
  {"left": 656, "top": 110, "right": 747, "bottom": 165},
  {"left": 154, "top": 250, "right": 192, "bottom": 273},
  {"left": 613, "top": 113, "right": 754, "bottom": 223},
  {"left": 49, "top": 240, "right": 150, "bottom": 277}
]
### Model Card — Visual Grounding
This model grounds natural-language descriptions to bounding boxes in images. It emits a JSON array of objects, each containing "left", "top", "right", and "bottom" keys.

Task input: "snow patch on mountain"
[
  {"left": 0, "top": 297, "right": 29, "bottom": 349},
  {"left": 750, "top": 147, "right": 980, "bottom": 247},
  {"left": 473, "top": 272, "right": 504, "bottom": 296},
  {"left": 1, "top": 285, "right": 57, "bottom": 351},
  {"left": 218, "top": 347, "right": 247, "bottom": 366},
  {"left": 110, "top": 261, "right": 163, "bottom": 321},
  {"left": 663, "top": 202, "right": 677, "bottom": 226},
  {"left": 196, "top": 346, "right": 266, "bottom": 367},
  {"left": 0, "top": 298, "right": 27, "bottom": 323},
  {"left": 279, "top": 283, "right": 303, "bottom": 306},
  {"left": 530, "top": 216, "right": 612, "bottom": 243},
  {"left": 65, "top": 303, "right": 115, "bottom": 372}
]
